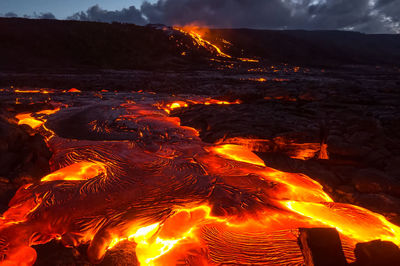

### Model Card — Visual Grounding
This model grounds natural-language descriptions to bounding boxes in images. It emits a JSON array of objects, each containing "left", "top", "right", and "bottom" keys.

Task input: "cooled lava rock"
[
  {"left": 298, "top": 228, "right": 347, "bottom": 266},
  {"left": 353, "top": 240, "right": 400, "bottom": 266},
  {"left": 0, "top": 115, "right": 51, "bottom": 211}
]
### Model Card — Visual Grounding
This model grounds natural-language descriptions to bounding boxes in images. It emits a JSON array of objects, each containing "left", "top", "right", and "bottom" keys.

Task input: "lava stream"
[{"left": 3, "top": 96, "right": 400, "bottom": 265}]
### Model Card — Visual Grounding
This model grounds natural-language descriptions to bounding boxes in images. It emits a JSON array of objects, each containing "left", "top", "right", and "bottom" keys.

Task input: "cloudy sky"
[{"left": 0, "top": 0, "right": 399, "bottom": 33}]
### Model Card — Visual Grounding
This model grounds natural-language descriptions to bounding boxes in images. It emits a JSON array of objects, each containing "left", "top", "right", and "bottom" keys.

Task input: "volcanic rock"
[
  {"left": 353, "top": 240, "right": 400, "bottom": 266},
  {"left": 354, "top": 193, "right": 400, "bottom": 214},
  {"left": 34, "top": 240, "right": 139, "bottom": 266},
  {"left": 34, "top": 241, "right": 90, "bottom": 266},
  {"left": 99, "top": 241, "right": 139, "bottom": 266},
  {"left": 298, "top": 228, "right": 347, "bottom": 266},
  {"left": 352, "top": 169, "right": 400, "bottom": 198},
  {"left": 0, "top": 115, "right": 52, "bottom": 211}
]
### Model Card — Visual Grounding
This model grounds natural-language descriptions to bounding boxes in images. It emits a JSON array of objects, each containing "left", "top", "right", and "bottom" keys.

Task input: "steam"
[
  {"left": 1, "top": 12, "right": 56, "bottom": 20},
  {"left": 67, "top": 5, "right": 146, "bottom": 25},
  {"left": 1, "top": 0, "right": 399, "bottom": 33},
  {"left": 139, "top": 0, "right": 399, "bottom": 33}
]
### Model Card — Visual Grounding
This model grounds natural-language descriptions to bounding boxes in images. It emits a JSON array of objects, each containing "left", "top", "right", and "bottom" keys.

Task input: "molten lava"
[
  {"left": 159, "top": 98, "right": 240, "bottom": 114},
  {"left": 15, "top": 108, "right": 60, "bottom": 129},
  {"left": 174, "top": 25, "right": 260, "bottom": 64},
  {"left": 67, "top": 88, "right": 81, "bottom": 93},
  {"left": 174, "top": 25, "right": 231, "bottom": 58},
  {"left": 218, "top": 137, "right": 329, "bottom": 161},
  {"left": 1, "top": 94, "right": 400, "bottom": 265},
  {"left": 210, "top": 144, "right": 266, "bottom": 167}
]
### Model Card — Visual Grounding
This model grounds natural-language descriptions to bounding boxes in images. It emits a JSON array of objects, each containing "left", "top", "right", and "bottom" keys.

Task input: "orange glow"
[
  {"left": 210, "top": 144, "right": 266, "bottom": 167},
  {"left": 68, "top": 88, "right": 81, "bottom": 93},
  {"left": 174, "top": 25, "right": 231, "bottom": 58},
  {"left": 15, "top": 108, "right": 60, "bottom": 130},
  {"left": 2, "top": 100, "right": 400, "bottom": 265},
  {"left": 291, "top": 145, "right": 321, "bottom": 160},
  {"left": 107, "top": 205, "right": 227, "bottom": 265},
  {"left": 159, "top": 98, "right": 240, "bottom": 114},
  {"left": 14, "top": 89, "right": 54, "bottom": 94},
  {"left": 163, "top": 101, "right": 189, "bottom": 113},
  {"left": 247, "top": 77, "right": 267, "bottom": 82},
  {"left": 218, "top": 137, "right": 329, "bottom": 161},
  {"left": 15, "top": 113, "right": 44, "bottom": 129},
  {"left": 284, "top": 201, "right": 400, "bottom": 245},
  {"left": 41, "top": 162, "right": 106, "bottom": 182},
  {"left": 319, "top": 143, "right": 329, "bottom": 159},
  {"left": 215, "top": 137, "right": 272, "bottom": 152},
  {"left": 239, "top": 58, "right": 259, "bottom": 63}
]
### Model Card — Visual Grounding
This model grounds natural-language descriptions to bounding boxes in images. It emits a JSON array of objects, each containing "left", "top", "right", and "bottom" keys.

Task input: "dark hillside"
[
  {"left": 0, "top": 18, "right": 209, "bottom": 71},
  {"left": 207, "top": 29, "right": 400, "bottom": 66},
  {"left": 1, "top": 18, "right": 400, "bottom": 71}
]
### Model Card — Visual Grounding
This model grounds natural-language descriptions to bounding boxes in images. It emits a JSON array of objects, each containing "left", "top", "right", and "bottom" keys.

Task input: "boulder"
[
  {"left": 298, "top": 228, "right": 347, "bottom": 266},
  {"left": 353, "top": 240, "right": 400, "bottom": 266}
]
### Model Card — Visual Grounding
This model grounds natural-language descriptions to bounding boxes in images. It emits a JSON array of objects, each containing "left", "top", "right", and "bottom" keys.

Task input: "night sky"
[{"left": 0, "top": 0, "right": 399, "bottom": 33}]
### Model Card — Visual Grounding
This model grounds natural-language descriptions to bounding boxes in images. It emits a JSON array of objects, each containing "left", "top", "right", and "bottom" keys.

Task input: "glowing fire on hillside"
[
  {"left": 174, "top": 25, "right": 259, "bottom": 63},
  {"left": 2, "top": 94, "right": 399, "bottom": 265},
  {"left": 174, "top": 25, "right": 232, "bottom": 59}
]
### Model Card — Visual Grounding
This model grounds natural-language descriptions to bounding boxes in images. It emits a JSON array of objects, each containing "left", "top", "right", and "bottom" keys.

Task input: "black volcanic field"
[{"left": 1, "top": 17, "right": 400, "bottom": 71}]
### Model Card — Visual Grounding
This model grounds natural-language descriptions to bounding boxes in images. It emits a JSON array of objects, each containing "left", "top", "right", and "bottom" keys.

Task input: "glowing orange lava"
[
  {"left": 68, "top": 88, "right": 81, "bottom": 93},
  {"left": 160, "top": 98, "right": 240, "bottom": 114},
  {"left": 239, "top": 58, "right": 259, "bottom": 63},
  {"left": 41, "top": 162, "right": 106, "bottom": 182},
  {"left": 14, "top": 89, "right": 54, "bottom": 94},
  {"left": 15, "top": 108, "right": 60, "bottom": 129},
  {"left": 2, "top": 98, "right": 400, "bottom": 266},
  {"left": 210, "top": 144, "right": 266, "bottom": 167},
  {"left": 174, "top": 25, "right": 231, "bottom": 58}
]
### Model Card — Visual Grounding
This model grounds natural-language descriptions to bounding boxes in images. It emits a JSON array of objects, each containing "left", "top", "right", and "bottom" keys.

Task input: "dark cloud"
[
  {"left": 140, "top": 0, "right": 293, "bottom": 28},
  {"left": 306, "top": 0, "right": 371, "bottom": 29},
  {"left": 139, "top": 0, "right": 399, "bottom": 33},
  {"left": 67, "top": 5, "right": 146, "bottom": 25},
  {"left": 33, "top": 12, "right": 56, "bottom": 19},
  {"left": 1, "top": 11, "right": 56, "bottom": 20},
  {"left": 1, "top": 0, "right": 398, "bottom": 33},
  {"left": 4, "top": 12, "right": 18, "bottom": 18},
  {"left": 375, "top": 0, "right": 400, "bottom": 23}
]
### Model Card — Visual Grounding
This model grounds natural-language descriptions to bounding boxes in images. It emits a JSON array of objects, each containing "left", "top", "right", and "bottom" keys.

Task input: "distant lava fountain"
[{"left": 2, "top": 94, "right": 399, "bottom": 265}]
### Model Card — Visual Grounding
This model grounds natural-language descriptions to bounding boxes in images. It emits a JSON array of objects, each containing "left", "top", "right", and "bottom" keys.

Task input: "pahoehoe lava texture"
[{"left": 0, "top": 97, "right": 399, "bottom": 265}]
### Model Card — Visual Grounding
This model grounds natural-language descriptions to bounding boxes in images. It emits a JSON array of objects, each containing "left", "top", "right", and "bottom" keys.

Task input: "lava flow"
[
  {"left": 2, "top": 95, "right": 400, "bottom": 265},
  {"left": 174, "top": 25, "right": 231, "bottom": 59},
  {"left": 174, "top": 25, "right": 259, "bottom": 63},
  {"left": 15, "top": 108, "right": 60, "bottom": 129}
]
